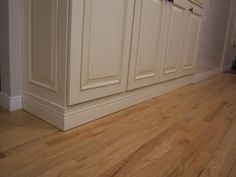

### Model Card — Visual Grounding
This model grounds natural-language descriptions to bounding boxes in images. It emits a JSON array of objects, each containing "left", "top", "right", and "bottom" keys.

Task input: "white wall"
[
  {"left": 195, "top": 0, "right": 232, "bottom": 73},
  {"left": 223, "top": 0, "right": 236, "bottom": 69},
  {"left": 0, "top": 0, "right": 22, "bottom": 111}
]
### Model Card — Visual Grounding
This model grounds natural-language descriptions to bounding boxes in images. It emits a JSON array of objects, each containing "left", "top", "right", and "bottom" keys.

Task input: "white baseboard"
[
  {"left": 23, "top": 95, "right": 64, "bottom": 130},
  {"left": 23, "top": 75, "right": 193, "bottom": 131},
  {"left": 0, "top": 92, "right": 22, "bottom": 111},
  {"left": 222, "top": 65, "right": 232, "bottom": 72},
  {"left": 193, "top": 67, "right": 222, "bottom": 83}
]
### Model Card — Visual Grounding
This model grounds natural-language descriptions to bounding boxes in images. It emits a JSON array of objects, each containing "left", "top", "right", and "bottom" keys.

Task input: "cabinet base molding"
[
  {"left": 193, "top": 67, "right": 222, "bottom": 83},
  {"left": 23, "top": 94, "right": 65, "bottom": 130},
  {"left": 23, "top": 75, "right": 193, "bottom": 131}
]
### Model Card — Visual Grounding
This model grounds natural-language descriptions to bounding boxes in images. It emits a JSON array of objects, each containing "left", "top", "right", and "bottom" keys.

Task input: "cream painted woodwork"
[
  {"left": 23, "top": 0, "right": 69, "bottom": 106},
  {"left": 127, "top": 0, "right": 165, "bottom": 90},
  {"left": 68, "top": 0, "right": 134, "bottom": 105},
  {"left": 22, "top": 0, "right": 204, "bottom": 130},
  {"left": 160, "top": 0, "right": 189, "bottom": 81},
  {"left": 180, "top": 4, "right": 202, "bottom": 76},
  {"left": 29, "top": 0, "right": 58, "bottom": 91},
  {"left": 128, "top": 0, "right": 201, "bottom": 90}
]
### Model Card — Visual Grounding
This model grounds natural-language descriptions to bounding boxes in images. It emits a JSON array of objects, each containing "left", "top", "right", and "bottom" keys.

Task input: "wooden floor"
[{"left": 0, "top": 74, "right": 236, "bottom": 177}]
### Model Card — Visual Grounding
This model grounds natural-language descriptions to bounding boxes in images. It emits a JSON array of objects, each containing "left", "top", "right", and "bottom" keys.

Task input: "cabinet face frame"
[
  {"left": 127, "top": 0, "right": 166, "bottom": 90},
  {"left": 68, "top": 0, "right": 135, "bottom": 105}
]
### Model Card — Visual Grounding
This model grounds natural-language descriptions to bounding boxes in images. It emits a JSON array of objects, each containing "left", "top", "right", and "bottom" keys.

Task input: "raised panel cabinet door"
[
  {"left": 181, "top": 5, "right": 202, "bottom": 76},
  {"left": 23, "top": 0, "right": 69, "bottom": 106},
  {"left": 128, "top": 0, "right": 165, "bottom": 90},
  {"left": 68, "top": 0, "right": 134, "bottom": 105},
  {"left": 25, "top": 0, "right": 60, "bottom": 91},
  {"left": 160, "top": 0, "right": 189, "bottom": 81}
]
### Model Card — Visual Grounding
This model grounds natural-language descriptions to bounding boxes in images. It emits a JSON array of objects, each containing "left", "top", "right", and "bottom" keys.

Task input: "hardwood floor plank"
[
  {"left": 200, "top": 111, "right": 236, "bottom": 177},
  {"left": 0, "top": 74, "right": 236, "bottom": 177}
]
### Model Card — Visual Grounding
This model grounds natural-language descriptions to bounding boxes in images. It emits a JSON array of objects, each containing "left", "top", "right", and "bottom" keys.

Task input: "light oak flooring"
[{"left": 0, "top": 73, "right": 236, "bottom": 177}]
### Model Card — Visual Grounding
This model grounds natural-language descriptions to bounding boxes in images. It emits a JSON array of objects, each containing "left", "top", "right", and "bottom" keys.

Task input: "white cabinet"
[
  {"left": 68, "top": 0, "right": 202, "bottom": 101},
  {"left": 68, "top": 0, "right": 135, "bottom": 105},
  {"left": 22, "top": 0, "right": 203, "bottom": 130},
  {"left": 128, "top": 0, "right": 202, "bottom": 88},
  {"left": 128, "top": 0, "right": 165, "bottom": 90}
]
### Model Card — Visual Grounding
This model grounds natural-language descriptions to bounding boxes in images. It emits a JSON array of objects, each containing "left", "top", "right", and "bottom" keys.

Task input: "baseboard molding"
[
  {"left": 0, "top": 92, "right": 22, "bottom": 111},
  {"left": 23, "top": 75, "right": 193, "bottom": 131},
  {"left": 193, "top": 67, "right": 222, "bottom": 83},
  {"left": 222, "top": 65, "right": 232, "bottom": 72},
  {"left": 23, "top": 95, "right": 64, "bottom": 130}
]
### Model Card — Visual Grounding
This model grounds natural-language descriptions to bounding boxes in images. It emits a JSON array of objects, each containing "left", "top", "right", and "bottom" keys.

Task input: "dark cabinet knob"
[{"left": 189, "top": 8, "right": 193, "bottom": 12}]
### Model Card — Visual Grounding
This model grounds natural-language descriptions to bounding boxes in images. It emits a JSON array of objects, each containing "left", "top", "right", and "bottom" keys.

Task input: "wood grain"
[{"left": 0, "top": 74, "right": 236, "bottom": 177}]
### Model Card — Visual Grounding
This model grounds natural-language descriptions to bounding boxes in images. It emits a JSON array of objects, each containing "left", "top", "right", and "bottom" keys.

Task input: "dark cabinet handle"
[
  {"left": 168, "top": 0, "right": 174, "bottom": 3},
  {"left": 189, "top": 8, "right": 193, "bottom": 12}
]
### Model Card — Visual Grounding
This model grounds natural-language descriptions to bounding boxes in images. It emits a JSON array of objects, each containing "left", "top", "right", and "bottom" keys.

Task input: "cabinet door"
[
  {"left": 160, "top": 0, "right": 189, "bottom": 81},
  {"left": 68, "top": 0, "right": 134, "bottom": 105},
  {"left": 181, "top": 5, "right": 202, "bottom": 76},
  {"left": 128, "top": 0, "right": 165, "bottom": 90}
]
